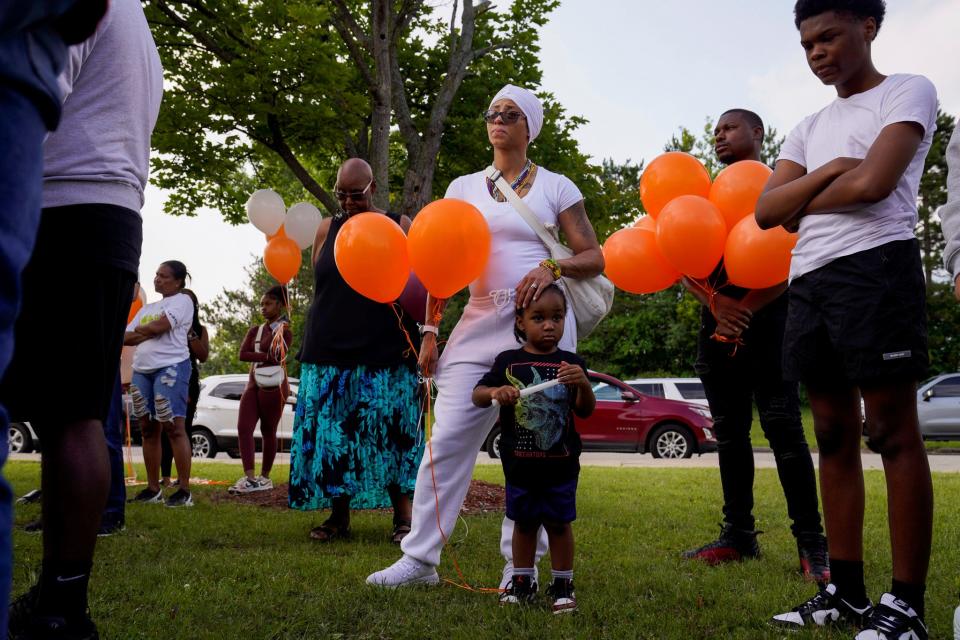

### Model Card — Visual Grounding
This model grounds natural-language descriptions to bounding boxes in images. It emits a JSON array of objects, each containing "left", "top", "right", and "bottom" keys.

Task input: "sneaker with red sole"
[
  {"left": 797, "top": 532, "right": 830, "bottom": 583},
  {"left": 682, "top": 524, "right": 760, "bottom": 565}
]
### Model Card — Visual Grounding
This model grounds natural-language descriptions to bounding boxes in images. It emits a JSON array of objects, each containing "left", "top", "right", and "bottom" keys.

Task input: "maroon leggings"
[{"left": 237, "top": 385, "right": 286, "bottom": 476}]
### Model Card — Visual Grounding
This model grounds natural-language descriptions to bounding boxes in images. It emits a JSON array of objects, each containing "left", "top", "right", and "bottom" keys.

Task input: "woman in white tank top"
[{"left": 367, "top": 84, "right": 604, "bottom": 588}]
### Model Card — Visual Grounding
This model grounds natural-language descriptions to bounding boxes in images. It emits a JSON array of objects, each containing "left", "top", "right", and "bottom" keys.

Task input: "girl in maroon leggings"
[{"left": 229, "top": 286, "right": 292, "bottom": 494}]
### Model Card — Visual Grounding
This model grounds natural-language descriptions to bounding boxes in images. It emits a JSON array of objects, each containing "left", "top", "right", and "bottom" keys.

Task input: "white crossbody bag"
[
  {"left": 484, "top": 165, "right": 614, "bottom": 339},
  {"left": 252, "top": 323, "right": 285, "bottom": 388}
]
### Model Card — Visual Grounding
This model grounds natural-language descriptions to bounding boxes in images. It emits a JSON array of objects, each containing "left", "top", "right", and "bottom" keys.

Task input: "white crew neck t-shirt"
[
  {"left": 444, "top": 166, "right": 583, "bottom": 297},
  {"left": 777, "top": 73, "right": 938, "bottom": 282},
  {"left": 127, "top": 292, "right": 194, "bottom": 372}
]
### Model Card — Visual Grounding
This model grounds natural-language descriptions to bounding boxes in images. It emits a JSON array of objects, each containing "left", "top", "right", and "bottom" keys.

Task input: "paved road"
[{"left": 12, "top": 449, "right": 960, "bottom": 472}]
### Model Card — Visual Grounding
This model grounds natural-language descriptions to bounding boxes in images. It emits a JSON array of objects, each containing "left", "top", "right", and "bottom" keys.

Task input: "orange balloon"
[
  {"left": 263, "top": 235, "right": 301, "bottom": 285},
  {"left": 633, "top": 216, "right": 656, "bottom": 232},
  {"left": 724, "top": 214, "right": 798, "bottom": 289},
  {"left": 126, "top": 298, "right": 143, "bottom": 325},
  {"left": 603, "top": 226, "right": 680, "bottom": 294},
  {"left": 655, "top": 195, "right": 727, "bottom": 279},
  {"left": 407, "top": 198, "right": 491, "bottom": 299},
  {"left": 334, "top": 213, "right": 410, "bottom": 303},
  {"left": 639, "top": 152, "right": 712, "bottom": 217},
  {"left": 708, "top": 160, "right": 773, "bottom": 231}
]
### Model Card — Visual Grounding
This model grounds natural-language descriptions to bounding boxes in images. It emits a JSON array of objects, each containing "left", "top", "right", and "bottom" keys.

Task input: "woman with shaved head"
[{"left": 288, "top": 158, "right": 424, "bottom": 544}]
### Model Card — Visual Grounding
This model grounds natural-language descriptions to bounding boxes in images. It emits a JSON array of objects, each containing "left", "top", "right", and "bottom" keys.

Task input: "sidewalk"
[{"left": 12, "top": 449, "right": 960, "bottom": 473}]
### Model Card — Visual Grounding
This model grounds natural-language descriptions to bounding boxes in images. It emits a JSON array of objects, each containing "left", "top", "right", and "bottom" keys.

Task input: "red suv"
[{"left": 484, "top": 371, "right": 717, "bottom": 459}]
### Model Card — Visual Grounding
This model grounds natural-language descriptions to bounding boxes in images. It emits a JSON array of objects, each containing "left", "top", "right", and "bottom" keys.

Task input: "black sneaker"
[
  {"left": 8, "top": 585, "right": 99, "bottom": 640},
  {"left": 854, "top": 593, "right": 927, "bottom": 639},
  {"left": 797, "top": 532, "right": 831, "bottom": 583},
  {"left": 545, "top": 578, "right": 577, "bottom": 614},
  {"left": 772, "top": 583, "right": 873, "bottom": 629},
  {"left": 97, "top": 518, "right": 125, "bottom": 537},
  {"left": 127, "top": 488, "right": 163, "bottom": 504},
  {"left": 499, "top": 574, "right": 537, "bottom": 606},
  {"left": 682, "top": 524, "right": 760, "bottom": 565},
  {"left": 164, "top": 489, "right": 193, "bottom": 508},
  {"left": 23, "top": 519, "right": 42, "bottom": 534}
]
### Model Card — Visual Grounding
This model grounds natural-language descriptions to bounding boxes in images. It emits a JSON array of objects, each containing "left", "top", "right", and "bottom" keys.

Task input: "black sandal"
[
  {"left": 309, "top": 520, "right": 350, "bottom": 542},
  {"left": 391, "top": 520, "right": 412, "bottom": 544}
]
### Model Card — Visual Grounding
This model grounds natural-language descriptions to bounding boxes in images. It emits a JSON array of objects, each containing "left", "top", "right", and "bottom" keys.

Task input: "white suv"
[
  {"left": 190, "top": 374, "right": 299, "bottom": 458},
  {"left": 624, "top": 377, "right": 710, "bottom": 413}
]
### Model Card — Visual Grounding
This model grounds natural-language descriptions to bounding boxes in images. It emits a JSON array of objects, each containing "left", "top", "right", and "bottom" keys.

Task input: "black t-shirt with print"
[{"left": 476, "top": 348, "right": 587, "bottom": 488}]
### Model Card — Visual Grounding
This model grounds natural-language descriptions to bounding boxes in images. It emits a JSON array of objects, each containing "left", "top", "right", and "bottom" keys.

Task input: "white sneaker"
[
  {"left": 255, "top": 476, "right": 274, "bottom": 490},
  {"left": 954, "top": 602, "right": 959, "bottom": 640},
  {"left": 366, "top": 555, "right": 439, "bottom": 588},
  {"left": 228, "top": 476, "right": 271, "bottom": 494}
]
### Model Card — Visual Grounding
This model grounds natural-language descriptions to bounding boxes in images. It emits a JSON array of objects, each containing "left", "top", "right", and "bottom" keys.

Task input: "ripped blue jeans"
[{"left": 130, "top": 359, "right": 191, "bottom": 422}]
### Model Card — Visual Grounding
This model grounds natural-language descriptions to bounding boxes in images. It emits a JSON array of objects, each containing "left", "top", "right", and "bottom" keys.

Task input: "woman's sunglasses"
[{"left": 482, "top": 110, "right": 526, "bottom": 125}]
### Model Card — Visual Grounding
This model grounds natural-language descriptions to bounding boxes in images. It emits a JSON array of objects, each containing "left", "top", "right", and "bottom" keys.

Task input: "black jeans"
[{"left": 696, "top": 297, "right": 822, "bottom": 538}]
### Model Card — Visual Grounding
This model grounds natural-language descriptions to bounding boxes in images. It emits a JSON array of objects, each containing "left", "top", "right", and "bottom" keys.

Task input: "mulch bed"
[{"left": 210, "top": 479, "right": 505, "bottom": 514}]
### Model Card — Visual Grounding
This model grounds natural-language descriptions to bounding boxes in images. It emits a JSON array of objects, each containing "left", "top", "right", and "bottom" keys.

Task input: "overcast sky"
[{"left": 138, "top": 0, "right": 960, "bottom": 306}]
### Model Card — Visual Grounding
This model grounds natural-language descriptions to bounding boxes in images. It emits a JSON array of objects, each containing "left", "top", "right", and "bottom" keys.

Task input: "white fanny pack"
[{"left": 253, "top": 323, "right": 285, "bottom": 388}]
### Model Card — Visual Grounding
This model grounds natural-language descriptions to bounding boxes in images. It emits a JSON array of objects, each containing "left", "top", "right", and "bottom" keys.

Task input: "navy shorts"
[
  {"left": 505, "top": 477, "right": 578, "bottom": 525},
  {"left": 783, "top": 239, "right": 928, "bottom": 388}
]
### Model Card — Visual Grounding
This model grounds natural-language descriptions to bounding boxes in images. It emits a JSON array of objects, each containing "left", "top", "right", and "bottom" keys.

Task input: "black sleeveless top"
[{"left": 298, "top": 211, "right": 420, "bottom": 369}]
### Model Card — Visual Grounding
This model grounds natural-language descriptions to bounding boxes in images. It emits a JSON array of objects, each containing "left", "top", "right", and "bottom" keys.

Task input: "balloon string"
[
  {"left": 391, "top": 304, "right": 419, "bottom": 361},
  {"left": 687, "top": 269, "right": 745, "bottom": 356},
  {"left": 422, "top": 376, "right": 501, "bottom": 595}
]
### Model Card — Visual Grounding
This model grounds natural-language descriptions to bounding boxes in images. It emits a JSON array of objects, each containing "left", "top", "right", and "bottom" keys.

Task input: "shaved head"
[
  {"left": 337, "top": 158, "right": 373, "bottom": 189},
  {"left": 335, "top": 157, "right": 378, "bottom": 215}
]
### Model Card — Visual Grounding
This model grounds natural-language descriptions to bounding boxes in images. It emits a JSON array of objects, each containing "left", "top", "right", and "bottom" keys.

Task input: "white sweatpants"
[{"left": 401, "top": 290, "right": 577, "bottom": 568}]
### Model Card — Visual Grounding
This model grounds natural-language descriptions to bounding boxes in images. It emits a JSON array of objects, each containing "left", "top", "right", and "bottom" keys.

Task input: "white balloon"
[
  {"left": 246, "top": 189, "right": 286, "bottom": 236},
  {"left": 285, "top": 202, "right": 323, "bottom": 250}
]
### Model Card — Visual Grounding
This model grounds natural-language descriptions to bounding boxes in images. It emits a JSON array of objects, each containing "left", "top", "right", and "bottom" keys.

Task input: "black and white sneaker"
[
  {"left": 546, "top": 578, "right": 577, "bottom": 614},
  {"left": 499, "top": 575, "right": 538, "bottom": 606},
  {"left": 772, "top": 583, "right": 872, "bottom": 629},
  {"left": 164, "top": 489, "right": 193, "bottom": 508},
  {"left": 127, "top": 488, "right": 163, "bottom": 504},
  {"left": 855, "top": 593, "right": 928, "bottom": 639}
]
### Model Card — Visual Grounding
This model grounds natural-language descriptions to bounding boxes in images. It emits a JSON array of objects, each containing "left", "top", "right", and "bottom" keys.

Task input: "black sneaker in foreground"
[
  {"left": 854, "top": 593, "right": 927, "bottom": 640},
  {"left": 546, "top": 578, "right": 577, "bottom": 614},
  {"left": 127, "top": 487, "right": 163, "bottom": 504},
  {"left": 499, "top": 575, "right": 538, "bottom": 606},
  {"left": 8, "top": 585, "right": 99, "bottom": 640},
  {"left": 797, "top": 532, "right": 831, "bottom": 583},
  {"left": 682, "top": 524, "right": 760, "bottom": 565},
  {"left": 164, "top": 489, "right": 193, "bottom": 508},
  {"left": 772, "top": 583, "right": 872, "bottom": 629}
]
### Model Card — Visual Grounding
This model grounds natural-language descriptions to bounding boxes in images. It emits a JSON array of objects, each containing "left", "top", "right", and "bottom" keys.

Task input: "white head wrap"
[{"left": 489, "top": 84, "right": 543, "bottom": 145}]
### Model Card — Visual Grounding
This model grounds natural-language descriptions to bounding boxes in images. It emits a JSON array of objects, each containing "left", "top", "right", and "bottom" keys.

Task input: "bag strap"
[
  {"left": 254, "top": 324, "right": 265, "bottom": 354},
  {"left": 484, "top": 165, "right": 560, "bottom": 253}
]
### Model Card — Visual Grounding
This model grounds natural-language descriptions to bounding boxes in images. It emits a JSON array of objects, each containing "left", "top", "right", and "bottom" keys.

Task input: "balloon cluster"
[
  {"left": 603, "top": 152, "right": 796, "bottom": 293},
  {"left": 246, "top": 190, "right": 323, "bottom": 285},
  {"left": 333, "top": 199, "right": 491, "bottom": 304}
]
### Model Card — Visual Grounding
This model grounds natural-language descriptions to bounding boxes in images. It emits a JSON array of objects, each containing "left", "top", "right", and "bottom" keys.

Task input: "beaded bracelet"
[{"left": 539, "top": 258, "right": 562, "bottom": 280}]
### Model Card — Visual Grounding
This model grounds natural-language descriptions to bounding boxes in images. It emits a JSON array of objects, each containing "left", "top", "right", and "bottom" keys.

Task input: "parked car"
[
  {"left": 484, "top": 371, "right": 717, "bottom": 460},
  {"left": 189, "top": 374, "right": 299, "bottom": 458},
  {"left": 917, "top": 373, "right": 960, "bottom": 440},
  {"left": 624, "top": 377, "right": 710, "bottom": 411},
  {"left": 8, "top": 421, "right": 39, "bottom": 454}
]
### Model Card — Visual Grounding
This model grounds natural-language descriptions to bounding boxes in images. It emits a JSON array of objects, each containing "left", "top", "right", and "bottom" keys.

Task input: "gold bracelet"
[{"left": 539, "top": 258, "right": 561, "bottom": 280}]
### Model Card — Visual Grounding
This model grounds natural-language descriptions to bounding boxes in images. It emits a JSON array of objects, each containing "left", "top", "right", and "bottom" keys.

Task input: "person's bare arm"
[
  {"left": 133, "top": 315, "right": 172, "bottom": 338},
  {"left": 740, "top": 282, "right": 789, "bottom": 314},
  {"left": 311, "top": 217, "right": 333, "bottom": 266},
  {"left": 559, "top": 362, "right": 595, "bottom": 418},
  {"left": 802, "top": 122, "right": 924, "bottom": 215},
  {"left": 189, "top": 326, "right": 210, "bottom": 363},
  {"left": 755, "top": 158, "right": 859, "bottom": 230},
  {"left": 472, "top": 385, "right": 519, "bottom": 408}
]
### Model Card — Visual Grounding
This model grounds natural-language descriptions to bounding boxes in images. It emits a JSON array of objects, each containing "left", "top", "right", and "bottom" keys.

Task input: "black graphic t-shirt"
[{"left": 476, "top": 348, "right": 587, "bottom": 488}]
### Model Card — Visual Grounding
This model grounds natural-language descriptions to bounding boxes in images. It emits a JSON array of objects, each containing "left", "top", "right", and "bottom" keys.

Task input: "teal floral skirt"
[{"left": 288, "top": 362, "right": 424, "bottom": 510}]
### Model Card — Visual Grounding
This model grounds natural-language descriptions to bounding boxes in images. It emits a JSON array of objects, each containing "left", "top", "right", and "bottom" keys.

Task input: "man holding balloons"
[{"left": 679, "top": 109, "right": 828, "bottom": 581}]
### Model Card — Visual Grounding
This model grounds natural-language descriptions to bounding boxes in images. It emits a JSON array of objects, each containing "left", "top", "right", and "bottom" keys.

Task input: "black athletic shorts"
[
  {"left": 782, "top": 239, "right": 928, "bottom": 387},
  {"left": 0, "top": 203, "right": 141, "bottom": 426}
]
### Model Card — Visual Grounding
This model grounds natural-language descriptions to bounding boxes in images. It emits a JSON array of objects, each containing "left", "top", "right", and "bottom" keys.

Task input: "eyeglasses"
[
  {"left": 334, "top": 179, "right": 373, "bottom": 201},
  {"left": 482, "top": 110, "right": 526, "bottom": 125}
]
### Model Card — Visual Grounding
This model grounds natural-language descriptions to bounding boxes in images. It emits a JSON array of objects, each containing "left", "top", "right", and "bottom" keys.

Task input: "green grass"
[{"left": 9, "top": 461, "right": 960, "bottom": 639}]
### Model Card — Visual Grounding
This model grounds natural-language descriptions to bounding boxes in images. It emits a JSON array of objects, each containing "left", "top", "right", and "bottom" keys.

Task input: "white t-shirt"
[
  {"left": 444, "top": 166, "right": 583, "bottom": 296},
  {"left": 777, "top": 74, "right": 938, "bottom": 281},
  {"left": 127, "top": 292, "right": 194, "bottom": 372}
]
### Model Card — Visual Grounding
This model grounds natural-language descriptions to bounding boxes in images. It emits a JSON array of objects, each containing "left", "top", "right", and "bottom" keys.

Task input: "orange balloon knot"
[{"left": 710, "top": 331, "right": 744, "bottom": 356}]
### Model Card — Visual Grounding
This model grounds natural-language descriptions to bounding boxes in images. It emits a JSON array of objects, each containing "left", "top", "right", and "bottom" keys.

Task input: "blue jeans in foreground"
[
  {"left": 0, "top": 85, "right": 49, "bottom": 632},
  {"left": 103, "top": 374, "right": 125, "bottom": 525}
]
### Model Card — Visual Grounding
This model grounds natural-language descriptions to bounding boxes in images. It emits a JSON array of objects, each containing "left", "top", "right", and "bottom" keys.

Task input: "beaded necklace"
[{"left": 487, "top": 159, "right": 535, "bottom": 202}]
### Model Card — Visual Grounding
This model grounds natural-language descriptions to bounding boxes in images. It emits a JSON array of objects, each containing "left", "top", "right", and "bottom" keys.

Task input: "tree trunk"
[{"left": 369, "top": 0, "right": 392, "bottom": 211}]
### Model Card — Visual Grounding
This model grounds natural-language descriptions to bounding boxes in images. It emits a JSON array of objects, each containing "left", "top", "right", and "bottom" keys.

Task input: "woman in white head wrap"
[{"left": 368, "top": 84, "right": 604, "bottom": 589}]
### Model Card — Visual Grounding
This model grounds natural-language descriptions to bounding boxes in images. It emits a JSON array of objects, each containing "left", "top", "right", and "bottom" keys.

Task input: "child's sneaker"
[
  {"left": 682, "top": 524, "right": 760, "bottom": 565},
  {"left": 127, "top": 487, "right": 163, "bottom": 504},
  {"left": 855, "top": 593, "right": 927, "bottom": 639},
  {"left": 499, "top": 574, "right": 537, "bottom": 606},
  {"left": 546, "top": 578, "right": 577, "bottom": 614},
  {"left": 772, "top": 583, "right": 872, "bottom": 629},
  {"left": 164, "top": 489, "right": 193, "bottom": 508}
]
